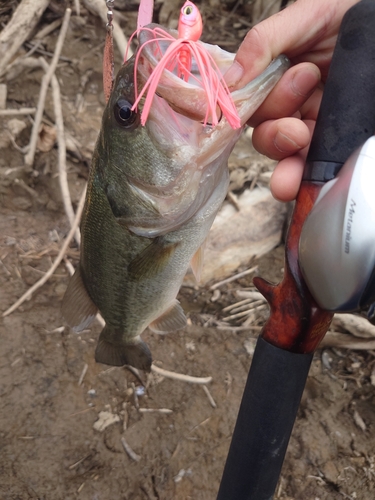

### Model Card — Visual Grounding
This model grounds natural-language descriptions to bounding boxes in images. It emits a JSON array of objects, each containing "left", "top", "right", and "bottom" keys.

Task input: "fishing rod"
[{"left": 217, "top": 1, "right": 375, "bottom": 498}]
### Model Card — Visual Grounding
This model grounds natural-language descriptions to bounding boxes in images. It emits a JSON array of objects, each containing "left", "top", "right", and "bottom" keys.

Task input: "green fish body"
[{"left": 62, "top": 37, "right": 289, "bottom": 371}]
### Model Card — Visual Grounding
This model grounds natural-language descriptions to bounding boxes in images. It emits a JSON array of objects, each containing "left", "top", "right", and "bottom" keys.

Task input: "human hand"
[{"left": 225, "top": 0, "right": 360, "bottom": 201}]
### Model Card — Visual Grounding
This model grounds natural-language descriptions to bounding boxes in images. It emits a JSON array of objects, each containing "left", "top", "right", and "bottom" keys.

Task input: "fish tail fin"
[{"left": 95, "top": 327, "right": 152, "bottom": 372}]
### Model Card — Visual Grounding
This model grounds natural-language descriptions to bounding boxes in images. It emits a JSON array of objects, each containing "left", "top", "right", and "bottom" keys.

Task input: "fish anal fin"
[
  {"left": 128, "top": 238, "right": 179, "bottom": 279},
  {"left": 95, "top": 329, "right": 152, "bottom": 372},
  {"left": 190, "top": 244, "right": 205, "bottom": 283},
  {"left": 149, "top": 300, "right": 187, "bottom": 334},
  {"left": 61, "top": 266, "right": 98, "bottom": 332}
]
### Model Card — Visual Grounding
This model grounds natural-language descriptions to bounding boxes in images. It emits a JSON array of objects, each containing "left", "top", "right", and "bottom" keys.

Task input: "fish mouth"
[
  {"left": 135, "top": 24, "right": 236, "bottom": 124},
  {"left": 122, "top": 32, "right": 290, "bottom": 237}
]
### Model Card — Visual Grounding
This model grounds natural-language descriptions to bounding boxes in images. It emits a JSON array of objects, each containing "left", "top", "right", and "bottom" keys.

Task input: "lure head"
[{"left": 178, "top": 1, "right": 202, "bottom": 41}]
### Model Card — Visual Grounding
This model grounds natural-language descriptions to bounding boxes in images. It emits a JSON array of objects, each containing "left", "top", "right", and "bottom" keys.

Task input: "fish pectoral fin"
[
  {"left": 128, "top": 237, "right": 179, "bottom": 279},
  {"left": 190, "top": 244, "right": 205, "bottom": 283},
  {"left": 61, "top": 266, "right": 98, "bottom": 332},
  {"left": 95, "top": 328, "right": 152, "bottom": 372},
  {"left": 149, "top": 300, "right": 187, "bottom": 334}
]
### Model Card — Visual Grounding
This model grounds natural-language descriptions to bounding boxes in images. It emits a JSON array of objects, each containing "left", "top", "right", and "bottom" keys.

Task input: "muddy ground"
[{"left": 1, "top": 1, "right": 375, "bottom": 499}]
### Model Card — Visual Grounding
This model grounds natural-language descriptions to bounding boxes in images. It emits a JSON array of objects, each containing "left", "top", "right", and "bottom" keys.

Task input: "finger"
[
  {"left": 248, "top": 62, "right": 321, "bottom": 127},
  {"left": 224, "top": 0, "right": 337, "bottom": 88},
  {"left": 270, "top": 154, "right": 306, "bottom": 201},
  {"left": 299, "top": 86, "right": 324, "bottom": 121},
  {"left": 252, "top": 117, "right": 311, "bottom": 160},
  {"left": 251, "top": 86, "right": 323, "bottom": 160},
  {"left": 225, "top": 0, "right": 328, "bottom": 88},
  {"left": 270, "top": 120, "right": 316, "bottom": 201}
]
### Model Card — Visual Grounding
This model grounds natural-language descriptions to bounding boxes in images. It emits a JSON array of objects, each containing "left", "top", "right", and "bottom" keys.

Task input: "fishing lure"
[
  {"left": 103, "top": 0, "right": 115, "bottom": 103},
  {"left": 131, "top": 1, "right": 241, "bottom": 129}
]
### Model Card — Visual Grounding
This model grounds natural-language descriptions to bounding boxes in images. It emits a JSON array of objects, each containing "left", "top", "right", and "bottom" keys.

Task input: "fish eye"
[
  {"left": 114, "top": 98, "right": 137, "bottom": 127},
  {"left": 183, "top": 5, "right": 193, "bottom": 15}
]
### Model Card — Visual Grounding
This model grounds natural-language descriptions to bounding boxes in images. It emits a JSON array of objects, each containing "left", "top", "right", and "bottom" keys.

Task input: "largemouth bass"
[{"left": 62, "top": 26, "right": 289, "bottom": 371}]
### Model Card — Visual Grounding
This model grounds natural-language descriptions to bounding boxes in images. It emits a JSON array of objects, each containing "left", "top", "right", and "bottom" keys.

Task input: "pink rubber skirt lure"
[{"left": 131, "top": 1, "right": 241, "bottom": 129}]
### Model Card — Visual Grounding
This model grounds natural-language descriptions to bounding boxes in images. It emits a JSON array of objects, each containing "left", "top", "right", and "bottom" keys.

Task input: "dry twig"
[
  {"left": 39, "top": 57, "right": 80, "bottom": 244},
  {"left": 24, "top": 8, "right": 72, "bottom": 167},
  {"left": 151, "top": 364, "right": 212, "bottom": 384},
  {"left": 333, "top": 313, "right": 375, "bottom": 339},
  {"left": 216, "top": 325, "right": 262, "bottom": 332},
  {"left": 34, "top": 18, "right": 63, "bottom": 40},
  {"left": 139, "top": 408, "right": 173, "bottom": 414},
  {"left": 53, "top": 82, "right": 79, "bottom": 243},
  {"left": 0, "top": 108, "right": 36, "bottom": 116},
  {"left": 202, "top": 385, "right": 217, "bottom": 408},
  {"left": 121, "top": 437, "right": 141, "bottom": 462},
  {"left": 78, "top": 363, "right": 88, "bottom": 386},
  {"left": 0, "top": 0, "right": 50, "bottom": 78},
  {"left": 222, "top": 298, "right": 253, "bottom": 313},
  {"left": 235, "top": 290, "right": 265, "bottom": 301},
  {"left": 320, "top": 331, "right": 375, "bottom": 350},
  {"left": 209, "top": 265, "right": 258, "bottom": 290},
  {"left": 74, "top": 0, "right": 81, "bottom": 17}
]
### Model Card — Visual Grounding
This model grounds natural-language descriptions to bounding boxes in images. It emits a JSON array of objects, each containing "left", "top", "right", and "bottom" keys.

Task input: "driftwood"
[
  {"left": 184, "top": 187, "right": 286, "bottom": 285},
  {"left": 319, "top": 313, "right": 375, "bottom": 349},
  {"left": 0, "top": 0, "right": 50, "bottom": 79},
  {"left": 332, "top": 313, "right": 375, "bottom": 338},
  {"left": 321, "top": 331, "right": 375, "bottom": 350}
]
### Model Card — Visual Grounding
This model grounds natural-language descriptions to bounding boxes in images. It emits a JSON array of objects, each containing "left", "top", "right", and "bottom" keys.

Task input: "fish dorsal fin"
[
  {"left": 190, "top": 244, "right": 205, "bottom": 283},
  {"left": 149, "top": 300, "right": 187, "bottom": 334},
  {"left": 128, "top": 238, "right": 179, "bottom": 279},
  {"left": 61, "top": 266, "right": 98, "bottom": 332}
]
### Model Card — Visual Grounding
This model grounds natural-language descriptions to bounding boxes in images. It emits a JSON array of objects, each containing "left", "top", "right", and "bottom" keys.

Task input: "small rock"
[
  {"left": 322, "top": 460, "right": 339, "bottom": 484},
  {"left": 321, "top": 350, "right": 332, "bottom": 370},
  {"left": 135, "top": 386, "right": 145, "bottom": 397},
  {"left": 54, "top": 282, "right": 67, "bottom": 298}
]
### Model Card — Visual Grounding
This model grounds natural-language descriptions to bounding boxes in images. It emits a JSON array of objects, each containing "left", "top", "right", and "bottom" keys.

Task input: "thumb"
[{"left": 224, "top": 0, "right": 339, "bottom": 89}]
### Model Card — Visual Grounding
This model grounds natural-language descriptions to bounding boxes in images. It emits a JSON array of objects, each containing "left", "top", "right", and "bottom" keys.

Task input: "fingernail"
[
  {"left": 274, "top": 131, "right": 301, "bottom": 153},
  {"left": 292, "top": 68, "right": 320, "bottom": 97},
  {"left": 224, "top": 61, "right": 244, "bottom": 88}
]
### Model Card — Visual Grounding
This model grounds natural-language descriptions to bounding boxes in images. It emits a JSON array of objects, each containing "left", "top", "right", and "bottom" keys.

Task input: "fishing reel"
[{"left": 299, "top": 135, "right": 375, "bottom": 323}]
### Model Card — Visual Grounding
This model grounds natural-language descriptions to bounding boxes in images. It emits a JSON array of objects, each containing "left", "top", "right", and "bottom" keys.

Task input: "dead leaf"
[{"left": 37, "top": 123, "right": 56, "bottom": 152}]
